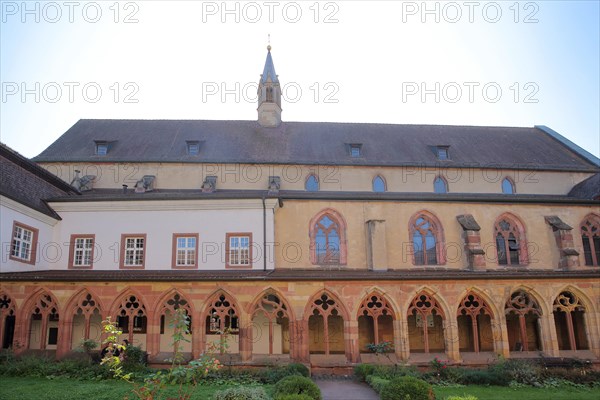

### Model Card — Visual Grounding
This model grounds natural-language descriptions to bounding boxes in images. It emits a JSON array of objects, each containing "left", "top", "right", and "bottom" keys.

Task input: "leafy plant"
[
  {"left": 380, "top": 376, "right": 435, "bottom": 400},
  {"left": 77, "top": 339, "right": 98, "bottom": 354},
  {"left": 213, "top": 386, "right": 270, "bottom": 400},
  {"left": 273, "top": 375, "right": 322, "bottom": 400}
]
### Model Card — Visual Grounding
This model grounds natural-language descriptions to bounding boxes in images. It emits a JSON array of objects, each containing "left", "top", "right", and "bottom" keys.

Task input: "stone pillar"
[
  {"left": 191, "top": 322, "right": 201, "bottom": 359},
  {"left": 545, "top": 216, "right": 580, "bottom": 269},
  {"left": 497, "top": 316, "right": 510, "bottom": 358},
  {"left": 239, "top": 325, "right": 252, "bottom": 362},
  {"left": 540, "top": 313, "right": 559, "bottom": 357},
  {"left": 366, "top": 220, "right": 388, "bottom": 271},
  {"left": 393, "top": 319, "right": 408, "bottom": 361},
  {"left": 56, "top": 316, "right": 72, "bottom": 359},
  {"left": 145, "top": 313, "right": 159, "bottom": 360},
  {"left": 346, "top": 320, "right": 360, "bottom": 363},
  {"left": 444, "top": 317, "right": 461, "bottom": 362},
  {"left": 14, "top": 312, "right": 28, "bottom": 355},
  {"left": 456, "top": 214, "right": 486, "bottom": 270},
  {"left": 298, "top": 319, "right": 310, "bottom": 363}
]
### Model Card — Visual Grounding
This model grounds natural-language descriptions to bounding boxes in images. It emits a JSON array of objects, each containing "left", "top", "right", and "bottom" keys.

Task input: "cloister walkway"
[{"left": 314, "top": 378, "right": 379, "bottom": 400}]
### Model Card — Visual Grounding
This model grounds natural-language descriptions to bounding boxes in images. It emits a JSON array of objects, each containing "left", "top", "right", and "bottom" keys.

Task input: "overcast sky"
[{"left": 1, "top": 0, "right": 599, "bottom": 158}]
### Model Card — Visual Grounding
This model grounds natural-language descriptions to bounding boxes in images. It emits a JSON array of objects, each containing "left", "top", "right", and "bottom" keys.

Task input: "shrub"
[
  {"left": 446, "top": 396, "right": 478, "bottom": 400},
  {"left": 275, "top": 395, "right": 314, "bottom": 400},
  {"left": 380, "top": 376, "right": 435, "bottom": 400},
  {"left": 273, "top": 375, "right": 322, "bottom": 400},
  {"left": 261, "top": 363, "right": 310, "bottom": 384},
  {"left": 457, "top": 368, "right": 509, "bottom": 386},
  {"left": 489, "top": 358, "right": 541, "bottom": 386},
  {"left": 213, "top": 386, "right": 270, "bottom": 400},
  {"left": 286, "top": 363, "right": 310, "bottom": 377},
  {"left": 366, "top": 375, "right": 390, "bottom": 393},
  {"left": 354, "top": 364, "right": 376, "bottom": 381}
]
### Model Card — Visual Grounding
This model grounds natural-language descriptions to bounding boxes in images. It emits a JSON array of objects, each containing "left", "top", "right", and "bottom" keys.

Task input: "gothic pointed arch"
[
  {"left": 357, "top": 291, "right": 396, "bottom": 352},
  {"left": 408, "top": 210, "right": 446, "bottom": 265},
  {"left": 155, "top": 289, "right": 193, "bottom": 355},
  {"left": 26, "top": 290, "right": 60, "bottom": 350},
  {"left": 553, "top": 291, "right": 589, "bottom": 351},
  {"left": 505, "top": 290, "right": 542, "bottom": 351},
  {"left": 250, "top": 288, "right": 292, "bottom": 355},
  {"left": 305, "top": 289, "right": 349, "bottom": 355},
  {"left": 407, "top": 291, "right": 446, "bottom": 353},
  {"left": 580, "top": 213, "right": 600, "bottom": 266},
  {"left": 457, "top": 290, "right": 495, "bottom": 353},
  {"left": 203, "top": 290, "right": 241, "bottom": 353},
  {"left": 308, "top": 208, "right": 348, "bottom": 265},
  {"left": 110, "top": 290, "right": 148, "bottom": 344},
  {"left": 0, "top": 292, "right": 16, "bottom": 349},
  {"left": 66, "top": 288, "right": 103, "bottom": 348},
  {"left": 494, "top": 213, "right": 529, "bottom": 266},
  {"left": 501, "top": 177, "right": 516, "bottom": 194}
]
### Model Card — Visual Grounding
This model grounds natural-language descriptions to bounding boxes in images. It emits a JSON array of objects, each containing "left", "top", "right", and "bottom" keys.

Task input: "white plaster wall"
[
  {"left": 48, "top": 200, "right": 275, "bottom": 270},
  {"left": 0, "top": 200, "right": 58, "bottom": 272}
]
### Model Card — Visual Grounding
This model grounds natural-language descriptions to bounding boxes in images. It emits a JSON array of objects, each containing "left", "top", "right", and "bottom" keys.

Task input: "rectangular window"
[
  {"left": 68, "top": 234, "right": 95, "bottom": 268},
  {"left": 436, "top": 146, "right": 450, "bottom": 160},
  {"left": 10, "top": 221, "right": 38, "bottom": 265},
  {"left": 348, "top": 143, "right": 362, "bottom": 158},
  {"left": 226, "top": 233, "right": 252, "bottom": 268},
  {"left": 172, "top": 233, "right": 199, "bottom": 269},
  {"left": 187, "top": 142, "right": 200, "bottom": 155},
  {"left": 120, "top": 234, "right": 147, "bottom": 269},
  {"left": 48, "top": 327, "right": 58, "bottom": 345}
]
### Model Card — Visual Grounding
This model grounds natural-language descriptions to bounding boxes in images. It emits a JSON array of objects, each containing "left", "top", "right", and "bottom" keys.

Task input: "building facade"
[{"left": 1, "top": 47, "right": 599, "bottom": 367}]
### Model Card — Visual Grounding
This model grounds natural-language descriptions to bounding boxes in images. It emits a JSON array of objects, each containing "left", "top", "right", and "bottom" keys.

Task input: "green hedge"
[
  {"left": 380, "top": 376, "right": 435, "bottom": 400},
  {"left": 365, "top": 375, "right": 390, "bottom": 393},
  {"left": 273, "top": 376, "right": 322, "bottom": 400}
]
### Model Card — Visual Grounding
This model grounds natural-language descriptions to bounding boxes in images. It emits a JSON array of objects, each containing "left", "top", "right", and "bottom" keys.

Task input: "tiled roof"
[
  {"left": 261, "top": 48, "right": 278, "bottom": 83},
  {"left": 33, "top": 120, "right": 599, "bottom": 172},
  {"left": 0, "top": 143, "right": 79, "bottom": 218},
  {"left": 568, "top": 173, "right": 600, "bottom": 200},
  {"left": 45, "top": 188, "right": 600, "bottom": 205},
  {"left": 0, "top": 268, "right": 597, "bottom": 282}
]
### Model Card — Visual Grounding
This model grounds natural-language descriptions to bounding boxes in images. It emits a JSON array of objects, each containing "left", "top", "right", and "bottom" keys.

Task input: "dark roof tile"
[{"left": 33, "top": 120, "right": 599, "bottom": 171}]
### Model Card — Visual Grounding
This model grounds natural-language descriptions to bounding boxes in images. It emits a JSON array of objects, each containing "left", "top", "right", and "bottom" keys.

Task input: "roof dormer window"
[
  {"left": 436, "top": 146, "right": 450, "bottom": 160},
  {"left": 348, "top": 143, "right": 362, "bottom": 158},
  {"left": 95, "top": 141, "right": 109, "bottom": 156},
  {"left": 186, "top": 141, "right": 201, "bottom": 155}
]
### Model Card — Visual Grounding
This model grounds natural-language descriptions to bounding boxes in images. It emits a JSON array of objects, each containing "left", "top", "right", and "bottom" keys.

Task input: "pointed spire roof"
[{"left": 261, "top": 45, "right": 278, "bottom": 83}]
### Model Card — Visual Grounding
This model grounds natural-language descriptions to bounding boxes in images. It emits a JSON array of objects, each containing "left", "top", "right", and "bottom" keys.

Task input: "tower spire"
[{"left": 257, "top": 39, "right": 282, "bottom": 127}]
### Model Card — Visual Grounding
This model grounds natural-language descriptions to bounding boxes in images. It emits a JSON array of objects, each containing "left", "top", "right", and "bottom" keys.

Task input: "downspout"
[{"left": 262, "top": 194, "right": 267, "bottom": 271}]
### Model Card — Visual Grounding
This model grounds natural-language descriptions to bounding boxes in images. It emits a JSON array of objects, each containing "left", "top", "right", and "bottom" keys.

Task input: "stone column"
[
  {"left": 497, "top": 316, "right": 510, "bottom": 358},
  {"left": 239, "top": 324, "right": 252, "bottom": 362},
  {"left": 540, "top": 313, "right": 559, "bottom": 357},
  {"left": 456, "top": 214, "right": 486, "bottom": 270},
  {"left": 444, "top": 317, "right": 461, "bottom": 362},
  {"left": 366, "top": 220, "right": 388, "bottom": 271},
  {"left": 545, "top": 216, "right": 580, "bottom": 269},
  {"left": 56, "top": 315, "right": 72, "bottom": 358},
  {"left": 346, "top": 320, "right": 360, "bottom": 363},
  {"left": 396, "top": 318, "right": 410, "bottom": 360},
  {"left": 145, "top": 313, "right": 159, "bottom": 360}
]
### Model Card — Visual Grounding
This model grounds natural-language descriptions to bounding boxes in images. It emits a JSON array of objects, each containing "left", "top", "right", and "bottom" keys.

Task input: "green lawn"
[
  {"left": 0, "top": 376, "right": 272, "bottom": 400},
  {"left": 434, "top": 385, "right": 600, "bottom": 400}
]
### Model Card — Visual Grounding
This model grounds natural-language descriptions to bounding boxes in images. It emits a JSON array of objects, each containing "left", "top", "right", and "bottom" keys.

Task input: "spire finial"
[{"left": 267, "top": 34, "right": 271, "bottom": 52}]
